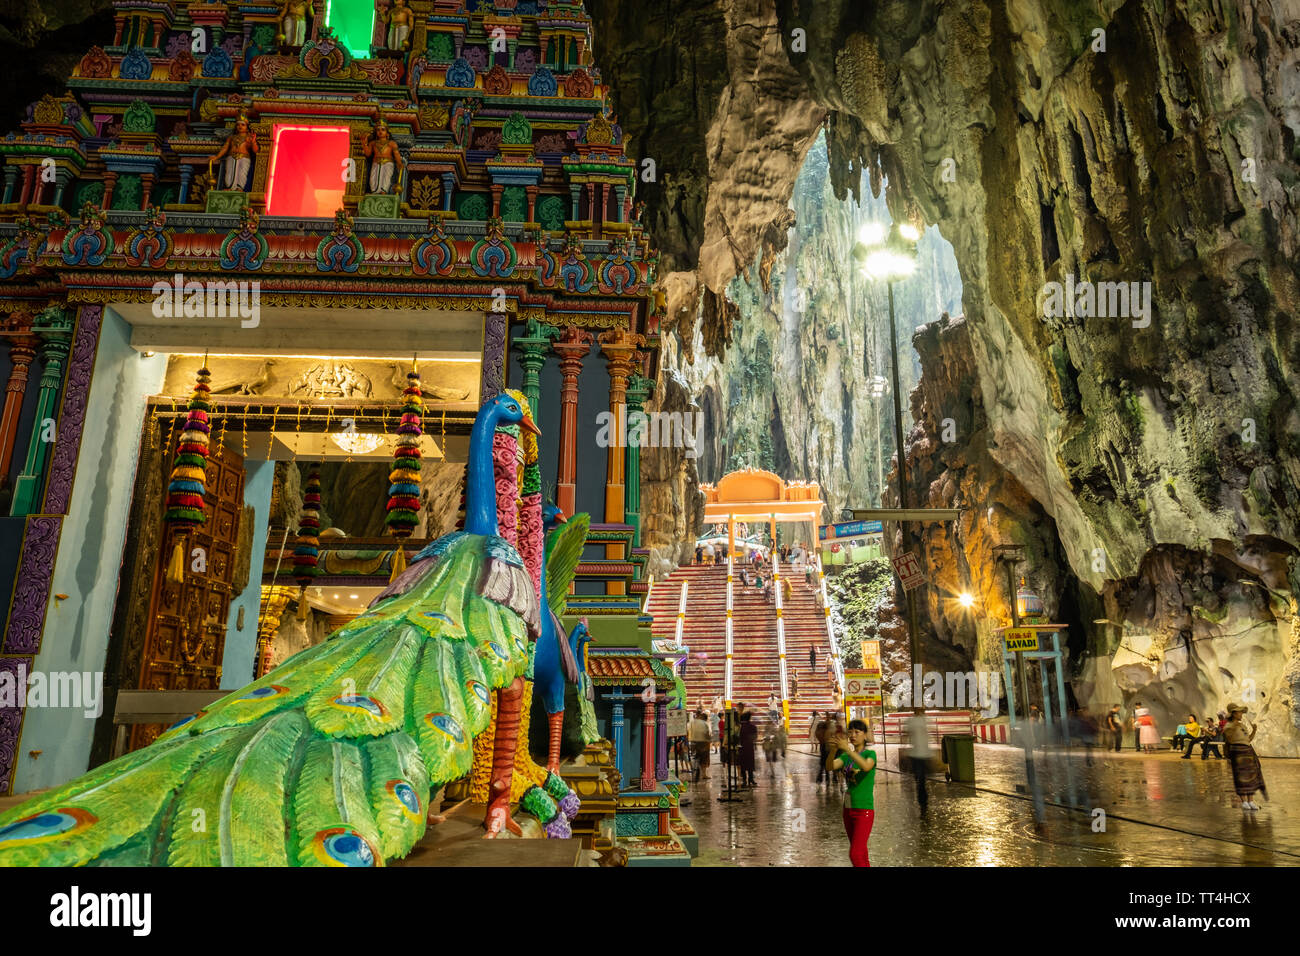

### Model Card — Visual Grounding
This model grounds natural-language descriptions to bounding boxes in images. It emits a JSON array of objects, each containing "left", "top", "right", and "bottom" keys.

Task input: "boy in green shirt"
[{"left": 826, "top": 718, "right": 877, "bottom": 866}]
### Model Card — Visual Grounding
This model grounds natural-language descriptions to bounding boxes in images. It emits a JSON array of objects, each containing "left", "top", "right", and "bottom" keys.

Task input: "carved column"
[
  {"left": 551, "top": 325, "right": 592, "bottom": 518},
  {"left": 512, "top": 318, "right": 558, "bottom": 427},
  {"left": 624, "top": 367, "right": 653, "bottom": 548},
  {"left": 18, "top": 166, "right": 35, "bottom": 206},
  {"left": 102, "top": 171, "right": 118, "bottom": 210},
  {"left": 655, "top": 694, "right": 669, "bottom": 782},
  {"left": 598, "top": 183, "right": 610, "bottom": 235},
  {"left": 640, "top": 696, "right": 656, "bottom": 791},
  {"left": 10, "top": 308, "right": 74, "bottom": 517},
  {"left": 598, "top": 328, "right": 644, "bottom": 593},
  {"left": 569, "top": 183, "right": 581, "bottom": 221},
  {"left": 525, "top": 184, "right": 538, "bottom": 223},
  {"left": 490, "top": 183, "right": 503, "bottom": 218},
  {"left": 0, "top": 318, "right": 39, "bottom": 484},
  {"left": 610, "top": 693, "right": 626, "bottom": 782},
  {"left": 2, "top": 168, "right": 17, "bottom": 205}
]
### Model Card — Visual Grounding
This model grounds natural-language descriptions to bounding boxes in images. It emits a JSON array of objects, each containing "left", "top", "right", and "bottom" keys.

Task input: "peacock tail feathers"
[
  {"left": 545, "top": 513, "right": 590, "bottom": 616},
  {"left": 0, "top": 531, "right": 542, "bottom": 867},
  {"left": 578, "top": 675, "right": 601, "bottom": 746}
]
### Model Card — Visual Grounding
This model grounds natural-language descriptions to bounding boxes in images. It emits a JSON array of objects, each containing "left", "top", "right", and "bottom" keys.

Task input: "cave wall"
[{"left": 591, "top": 0, "right": 1300, "bottom": 750}]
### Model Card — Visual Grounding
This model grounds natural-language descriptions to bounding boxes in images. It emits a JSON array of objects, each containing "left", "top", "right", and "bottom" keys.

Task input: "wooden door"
[{"left": 129, "top": 447, "right": 245, "bottom": 750}]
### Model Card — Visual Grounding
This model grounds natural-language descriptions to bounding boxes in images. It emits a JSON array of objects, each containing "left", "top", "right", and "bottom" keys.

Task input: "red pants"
[{"left": 842, "top": 808, "right": 874, "bottom": 867}]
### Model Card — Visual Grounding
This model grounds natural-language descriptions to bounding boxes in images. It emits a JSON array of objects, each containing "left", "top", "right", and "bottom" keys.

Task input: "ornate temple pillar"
[
  {"left": 0, "top": 319, "right": 39, "bottom": 483},
  {"left": 141, "top": 172, "right": 155, "bottom": 209},
  {"left": 102, "top": 171, "right": 118, "bottom": 210},
  {"left": 655, "top": 693, "right": 669, "bottom": 782},
  {"left": 624, "top": 369, "right": 653, "bottom": 547},
  {"left": 609, "top": 693, "right": 626, "bottom": 781},
  {"left": 614, "top": 184, "right": 627, "bottom": 222},
  {"left": 490, "top": 183, "right": 503, "bottom": 218},
  {"left": 539, "top": 35, "right": 549, "bottom": 66},
  {"left": 2, "top": 167, "right": 17, "bottom": 204},
  {"left": 598, "top": 328, "right": 644, "bottom": 593},
  {"left": 525, "top": 185, "right": 538, "bottom": 223},
  {"left": 18, "top": 165, "right": 35, "bottom": 206},
  {"left": 440, "top": 174, "right": 456, "bottom": 211},
  {"left": 640, "top": 695, "right": 656, "bottom": 791},
  {"left": 512, "top": 318, "right": 557, "bottom": 426},
  {"left": 569, "top": 183, "right": 581, "bottom": 220},
  {"left": 52, "top": 168, "right": 73, "bottom": 208},
  {"left": 9, "top": 307, "right": 74, "bottom": 517},
  {"left": 584, "top": 183, "right": 595, "bottom": 224},
  {"left": 178, "top": 165, "right": 194, "bottom": 204},
  {"left": 551, "top": 325, "right": 592, "bottom": 518},
  {"left": 598, "top": 183, "right": 611, "bottom": 232}
]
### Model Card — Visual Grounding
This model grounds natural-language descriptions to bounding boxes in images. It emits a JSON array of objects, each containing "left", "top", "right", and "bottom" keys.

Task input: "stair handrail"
[
  {"left": 815, "top": 553, "right": 846, "bottom": 695},
  {"left": 772, "top": 552, "right": 790, "bottom": 731},
  {"left": 724, "top": 554, "right": 734, "bottom": 709},
  {"left": 673, "top": 579, "right": 688, "bottom": 648}
]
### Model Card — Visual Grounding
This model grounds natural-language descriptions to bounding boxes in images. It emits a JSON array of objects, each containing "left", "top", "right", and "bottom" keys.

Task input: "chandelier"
[{"left": 331, "top": 432, "right": 386, "bottom": 455}]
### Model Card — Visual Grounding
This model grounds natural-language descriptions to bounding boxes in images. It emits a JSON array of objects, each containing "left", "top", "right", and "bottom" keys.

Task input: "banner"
[{"left": 819, "top": 520, "right": 884, "bottom": 540}]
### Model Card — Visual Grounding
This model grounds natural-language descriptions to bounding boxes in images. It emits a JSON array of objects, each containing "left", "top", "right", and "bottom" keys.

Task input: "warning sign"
[
  {"left": 1004, "top": 628, "right": 1039, "bottom": 653},
  {"left": 844, "top": 669, "right": 883, "bottom": 705},
  {"left": 665, "top": 708, "right": 689, "bottom": 737},
  {"left": 891, "top": 552, "right": 925, "bottom": 591}
]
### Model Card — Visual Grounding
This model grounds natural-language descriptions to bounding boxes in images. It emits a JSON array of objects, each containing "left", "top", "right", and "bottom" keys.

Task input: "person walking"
[
  {"left": 814, "top": 713, "right": 830, "bottom": 784},
  {"left": 1136, "top": 702, "right": 1158, "bottom": 752},
  {"left": 708, "top": 708, "right": 720, "bottom": 754},
  {"left": 688, "top": 710, "right": 711, "bottom": 782},
  {"left": 1128, "top": 703, "right": 1141, "bottom": 751},
  {"left": 694, "top": 543, "right": 703, "bottom": 565},
  {"left": 790, "top": 668, "right": 800, "bottom": 701},
  {"left": 826, "top": 719, "right": 878, "bottom": 867},
  {"left": 905, "top": 710, "right": 931, "bottom": 813},
  {"left": 1106, "top": 705, "right": 1123, "bottom": 752},
  {"left": 704, "top": 542, "right": 715, "bottom": 565},
  {"left": 1224, "top": 703, "right": 1267, "bottom": 810},
  {"left": 738, "top": 711, "right": 758, "bottom": 787},
  {"left": 809, "top": 644, "right": 817, "bottom": 674}
]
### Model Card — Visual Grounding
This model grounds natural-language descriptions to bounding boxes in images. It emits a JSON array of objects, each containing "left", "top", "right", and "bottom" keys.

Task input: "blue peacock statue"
[
  {"left": 533, "top": 504, "right": 594, "bottom": 772},
  {"left": 0, "top": 393, "right": 546, "bottom": 865}
]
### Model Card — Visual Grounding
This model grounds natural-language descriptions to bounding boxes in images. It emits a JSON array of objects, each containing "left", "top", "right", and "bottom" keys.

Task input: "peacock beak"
[
  {"left": 554, "top": 509, "right": 568, "bottom": 524},
  {"left": 520, "top": 413, "right": 540, "bottom": 436}
]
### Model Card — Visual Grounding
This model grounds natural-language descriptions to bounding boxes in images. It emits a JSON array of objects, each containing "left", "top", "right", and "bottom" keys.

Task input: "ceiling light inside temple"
[{"left": 331, "top": 432, "right": 386, "bottom": 454}]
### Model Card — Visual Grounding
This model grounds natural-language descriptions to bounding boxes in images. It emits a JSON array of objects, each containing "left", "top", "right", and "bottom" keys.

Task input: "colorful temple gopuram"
[{"left": 0, "top": 0, "right": 686, "bottom": 864}]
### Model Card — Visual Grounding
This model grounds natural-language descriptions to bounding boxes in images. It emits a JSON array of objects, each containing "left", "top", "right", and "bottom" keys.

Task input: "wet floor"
[{"left": 680, "top": 743, "right": 1299, "bottom": 866}]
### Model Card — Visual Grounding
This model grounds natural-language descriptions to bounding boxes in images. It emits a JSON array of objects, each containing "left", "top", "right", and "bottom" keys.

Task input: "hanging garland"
[
  {"left": 163, "top": 364, "right": 212, "bottom": 583},
  {"left": 293, "top": 469, "right": 321, "bottom": 618},
  {"left": 385, "top": 365, "right": 423, "bottom": 580}
]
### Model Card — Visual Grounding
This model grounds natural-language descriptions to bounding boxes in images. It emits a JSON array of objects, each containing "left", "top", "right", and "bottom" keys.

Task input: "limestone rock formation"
[{"left": 591, "top": 0, "right": 1300, "bottom": 750}]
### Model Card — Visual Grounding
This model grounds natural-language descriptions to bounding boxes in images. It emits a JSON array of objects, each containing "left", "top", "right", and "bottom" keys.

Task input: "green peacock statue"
[{"left": 0, "top": 393, "right": 550, "bottom": 865}]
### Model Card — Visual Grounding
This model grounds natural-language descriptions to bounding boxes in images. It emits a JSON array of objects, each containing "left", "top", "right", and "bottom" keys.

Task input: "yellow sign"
[
  {"left": 844, "top": 669, "right": 882, "bottom": 705},
  {"left": 860, "top": 640, "right": 881, "bottom": 678},
  {"left": 1004, "top": 628, "right": 1039, "bottom": 652}
]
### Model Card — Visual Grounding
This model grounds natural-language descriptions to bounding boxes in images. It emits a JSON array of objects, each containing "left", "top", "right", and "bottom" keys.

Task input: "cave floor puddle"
[{"left": 683, "top": 743, "right": 1297, "bottom": 866}]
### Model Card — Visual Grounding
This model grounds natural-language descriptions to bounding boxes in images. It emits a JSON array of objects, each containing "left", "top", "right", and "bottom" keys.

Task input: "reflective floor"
[{"left": 681, "top": 743, "right": 1299, "bottom": 866}]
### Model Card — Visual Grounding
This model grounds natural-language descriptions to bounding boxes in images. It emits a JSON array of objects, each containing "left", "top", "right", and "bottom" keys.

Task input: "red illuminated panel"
[{"left": 265, "top": 125, "right": 352, "bottom": 218}]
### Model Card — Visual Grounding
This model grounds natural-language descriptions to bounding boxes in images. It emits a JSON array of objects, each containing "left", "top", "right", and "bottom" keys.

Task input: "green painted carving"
[
  {"left": 154, "top": 184, "right": 178, "bottom": 207},
  {"left": 122, "top": 99, "right": 156, "bottom": 133},
  {"left": 111, "top": 174, "right": 142, "bottom": 210},
  {"left": 500, "top": 186, "right": 527, "bottom": 223},
  {"left": 457, "top": 193, "right": 488, "bottom": 221},
  {"left": 251, "top": 24, "right": 276, "bottom": 49},
  {"left": 358, "top": 193, "right": 400, "bottom": 219},
  {"left": 537, "top": 194, "right": 565, "bottom": 231},
  {"left": 426, "top": 32, "right": 454, "bottom": 61},
  {"left": 616, "top": 812, "right": 659, "bottom": 837},
  {"left": 205, "top": 189, "right": 250, "bottom": 214},
  {"left": 501, "top": 111, "right": 532, "bottom": 145},
  {"left": 75, "top": 181, "right": 104, "bottom": 208}
]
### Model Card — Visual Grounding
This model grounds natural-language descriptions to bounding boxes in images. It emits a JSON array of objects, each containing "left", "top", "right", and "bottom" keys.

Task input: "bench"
[{"left": 111, "top": 689, "right": 229, "bottom": 758}]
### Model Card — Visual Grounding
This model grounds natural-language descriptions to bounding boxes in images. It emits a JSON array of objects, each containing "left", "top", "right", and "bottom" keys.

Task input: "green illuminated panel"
[{"left": 326, "top": 0, "right": 376, "bottom": 58}]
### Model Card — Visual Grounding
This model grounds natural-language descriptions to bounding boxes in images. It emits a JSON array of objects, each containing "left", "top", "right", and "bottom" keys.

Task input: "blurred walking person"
[
  {"left": 1106, "top": 705, "right": 1123, "bottom": 752},
  {"left": 688, "top": 710, "right": 711, "bottom": 783},
  {"left": 1224, "top": 703, "right": 1267, "bottom": 810},
  {"left": 905, "top": 710, "right": 931, "bottom": 813},
  {"left": 1136, "top": 702, "right": 1158, "bottom": 752},
  {"left": 739, "top": 711, "right": 758, "bottom": 787}
]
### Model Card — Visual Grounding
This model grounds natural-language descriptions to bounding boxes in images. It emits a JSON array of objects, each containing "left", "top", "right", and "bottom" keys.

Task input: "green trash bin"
[{"left": 941, "top": 734, "right": 976, "bottom": 783}]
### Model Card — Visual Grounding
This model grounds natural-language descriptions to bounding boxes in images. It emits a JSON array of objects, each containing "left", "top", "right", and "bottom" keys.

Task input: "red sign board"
[{"left": 892, "top": 552, "right": 925, "bottom": 591}]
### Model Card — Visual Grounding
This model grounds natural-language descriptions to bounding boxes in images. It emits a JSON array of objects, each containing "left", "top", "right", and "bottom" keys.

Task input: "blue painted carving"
[{"left": 527, "top": 65, "right": 557, "bottom": 97}]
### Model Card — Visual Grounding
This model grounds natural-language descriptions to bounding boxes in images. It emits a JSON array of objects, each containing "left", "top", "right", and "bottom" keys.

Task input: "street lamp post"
[{"left": 854, "top": 221, "right": 924, "bottom": 715}]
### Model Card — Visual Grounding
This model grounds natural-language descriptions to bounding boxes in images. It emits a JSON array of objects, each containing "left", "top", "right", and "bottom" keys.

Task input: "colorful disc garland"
[
  {"left": 386, "top": 369, "right": 422, "bottom": 579},
  {"left": 293, "top": 470, "right": 321, "bottom": 615},
  {"left": 163, "top": 365, "right": 212, "bottom": 583}
]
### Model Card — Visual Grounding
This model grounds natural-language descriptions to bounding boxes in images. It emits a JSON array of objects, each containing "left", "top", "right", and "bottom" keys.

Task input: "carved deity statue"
[
  {"left": 209, "top": 114, "right": 259, "bottom": 191},
  {"left": 278, "top": 0, "right": 315, "bottom": 47},
  {"left": 363, "top": 121, "right": 405, "bottom": 194},
  {"left": 384, "top": 0, "right": 414, "bottom": 51}
]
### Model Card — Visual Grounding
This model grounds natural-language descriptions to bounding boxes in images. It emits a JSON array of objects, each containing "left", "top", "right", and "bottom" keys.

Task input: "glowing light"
[
  {"left": 958, "top": 592, "right": 975, "bottom": 609},
  {"left": 857, "top": 222, "right": 887, "bottom": 245},
  {"left": 266, "top": 125, "right": 352, "bottom": 219},
  {"left": 349, "top": 594, "right": 359, "bottom": 600},
  {"left": 331, "top": 432, "right": 385, "bottom": 454},
  {"left": 324, "top": 0, "right": 377, "bottom": 59},
  {"left": 899, "top": 222, "right": 921, "bottom": 241}
]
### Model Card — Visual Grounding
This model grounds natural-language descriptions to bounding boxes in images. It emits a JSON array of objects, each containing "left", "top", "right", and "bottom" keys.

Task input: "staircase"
[{"left": 646, "top": 561, "right": 838, "bottom": 732}]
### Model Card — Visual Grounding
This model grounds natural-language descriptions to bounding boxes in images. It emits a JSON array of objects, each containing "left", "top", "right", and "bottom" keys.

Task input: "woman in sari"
[{"left": 1224, "top": 703, "right": 1267, "bottom": 810}]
